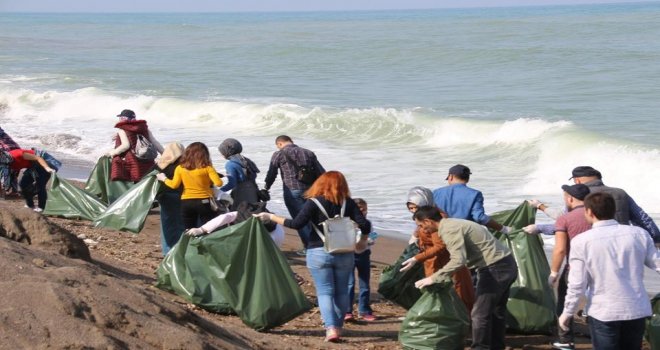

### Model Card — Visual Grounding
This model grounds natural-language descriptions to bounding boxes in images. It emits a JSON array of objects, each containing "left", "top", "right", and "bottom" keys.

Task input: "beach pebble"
[
  {"left": 83, "top": 238, "right": 98, "bottom": 245},
  {"left": 77, "top": 234, "right": 87, "bottom": 239}
]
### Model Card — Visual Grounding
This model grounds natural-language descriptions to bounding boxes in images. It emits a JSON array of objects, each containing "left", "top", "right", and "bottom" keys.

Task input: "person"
[
  {"left": 264, "top": 135, "right": 325, "bottom": 255},
  {"left": 0, "top": 126, "right": 21, "bottom": 196},
  {"left": 0, "top": 149, "right": 56, "bottom": 212},
  {"left": 186, "top": 211, "right": 286, "bottom": 248},
  {"left": 155, "top": 142, "right": 185, "bottom": 255},
  {"left": 254, "top": 171, "right": 370, "bottom": 343},
  {"left": 400, "top": 186, "right": 475, "bottom": 313},
  {"left": 546, "top": 184, "right": 591, "bottom": 350},
  {"left": 345, "top": 198, "right": 377, "bottom": 322},
  {"left": 106, "top": 109, "right": 163, "bottom": 182},
  {"left": 217, "top": 138, "right": 260, "bottom": 209},
  {"left": 156, "top": 142, "right": 223, "bottom": 229},
  {"left": 433, "top": 164, "right": 511, "bottom": 233},
  {"left": 570, "top": 165, "right": 659, "bottom": 243},
  {"left": 413, "top": 206, "right": 517, "bottom": 350},
  {"left": 558, "top": 192, "right": 658, "bottom": 350}
]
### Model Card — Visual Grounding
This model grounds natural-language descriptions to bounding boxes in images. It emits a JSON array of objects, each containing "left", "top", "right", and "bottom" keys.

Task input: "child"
[{"left": 345, "top": 198, "right": 377, "bottom": 322}]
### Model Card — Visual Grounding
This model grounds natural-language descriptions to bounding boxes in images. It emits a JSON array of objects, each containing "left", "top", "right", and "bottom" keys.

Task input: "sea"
[{"left": 1, "top": 3, "right": 659, "bottom": 289}]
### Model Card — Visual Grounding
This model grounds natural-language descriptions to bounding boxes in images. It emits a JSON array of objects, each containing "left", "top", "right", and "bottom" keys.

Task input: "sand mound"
[{"left": 0, "top": 202, "right": 90, "bottom": 260}]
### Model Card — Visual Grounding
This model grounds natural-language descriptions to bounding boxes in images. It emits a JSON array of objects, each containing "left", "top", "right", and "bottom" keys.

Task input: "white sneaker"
[{"left": 33, "top": 207, "right": 43, "bottom": 213}]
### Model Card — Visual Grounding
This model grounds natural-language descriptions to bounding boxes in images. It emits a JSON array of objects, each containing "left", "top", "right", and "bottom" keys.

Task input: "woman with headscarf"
[
  {"left": 0, "top": 149, "right": 56, "bottom": 212},
  {"left": 217, "top": 138, "right": 260, "bottom": 210},
  {"left": 156, "top": 142, "right": 185, "bottom": 255},
  {"left": 106, "top": 109, "right": 163, "bottom": 182},
  {"left": 400, "top": 186, "right": 475, "bottom": 313}
]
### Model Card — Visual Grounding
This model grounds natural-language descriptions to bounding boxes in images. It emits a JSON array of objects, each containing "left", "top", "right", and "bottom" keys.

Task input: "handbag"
[{"left": 309, "top": 198, "right": 357, "bottom": 254}]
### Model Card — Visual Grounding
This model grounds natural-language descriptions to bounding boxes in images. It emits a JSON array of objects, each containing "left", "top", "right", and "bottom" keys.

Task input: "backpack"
[
  {"left": 133, "top": 134, "right": 158, "bottom": 161},
  {"left": 310, "top": 198, "right": 357, "bottom": 254},
  {"left": 281, "top": 150, "right": 319, "bottom": 186},
  {"left": 33, "top": 149, "right": 62, "bottom": 171}
]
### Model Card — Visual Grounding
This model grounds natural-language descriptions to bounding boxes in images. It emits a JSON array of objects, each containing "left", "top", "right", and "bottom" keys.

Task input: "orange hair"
[{"left": 305, "top": 171, "right": 351, "bottom": 205}]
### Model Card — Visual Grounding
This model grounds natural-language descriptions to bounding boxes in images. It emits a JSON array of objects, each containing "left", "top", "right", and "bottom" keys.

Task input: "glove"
[
  {"left": 500, "top": 225, "right": 513, "bottom": 234},
  {"left": 558, "top": 313, "right": 571, "bottom": 331},
  {"left": 185, "top": 227, "right": 206, "bottom": 237},
  {"left": 253, "top": 212, "right": 272, "bottom": 222},
  {"left": 527, "top": 199, "right": 542, "bottom": 209},
  {"left": 548, "top": 271, "right": 559, "bottom": 287},
  {"left": 156, "top": 173, "right": 167, "bottom": 182},
  {"left": 414, "top": 276, "right": 435, "bottom": 289},
  {"left": 523, "top": 224, "right": 540, "bottom": 235},
  {"left": 44, "top": 166, "right": 55, "bottom": 173},
  {"left": 104, "top": 152, "right": 114, "bottom": 158},
  {"left": 400, "top": 257, "right": 418, "bottom": 272}
]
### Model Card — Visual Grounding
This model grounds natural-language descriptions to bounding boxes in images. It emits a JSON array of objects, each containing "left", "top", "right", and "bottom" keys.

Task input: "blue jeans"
[
  {"left": 158, "top": 190, "right": 184, "bottom": 255},
  {"left": 588, "top": 316, "right": 646, "bottom": 350},
  {"left": 283, "top": 186, "right": 311, "bottom": 248},
  {"left": 348, "top": 249, "right": 373, "bottom": 315},
  {"left": 306, "top": 247, "right": 355, "bottom": 329},
  {"left": 471, "top": 254, "right": 518, "bottom": 350},
  {"left": 20, "top": 166, "right": 51, "bottom": 209}
]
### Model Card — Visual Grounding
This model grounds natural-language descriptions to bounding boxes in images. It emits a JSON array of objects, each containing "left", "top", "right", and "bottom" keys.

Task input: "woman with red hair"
[{"left": 255, "top": 171, "right": 371, "bottom": 343}]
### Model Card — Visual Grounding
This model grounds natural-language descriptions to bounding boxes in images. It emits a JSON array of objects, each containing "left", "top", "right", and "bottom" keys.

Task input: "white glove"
[
  {"left": 104, "top": 152, "right": 114, "bottom": 157},
  {"left": 414, "top": 276, "right": 435, "bottom": 289},
  {"left": 156, "top": 173, "right": 167, "bottom": 182},
  {"left": 500, "top": 225, "right": 513, "bottom": 234},
  {"left": 523, "top": 224, "right": 540, "bottom": 235},
  {"left": 548, "top": 271, "right": 559, "bottom": 288},
  {"left": 558, "top": 313, "right": 571, "bottom": 331},
  {"left": 44, "top": 166, "right": 55, "bottom": 173},
  {"left": 253, "top": 212, "right": 272, "bottom": 222},
  {"left": 527, "top": 199, "right": 542, "bottom": 209},
  {"left": 186, "top": 227, "right": 206, "bottom": 237},
  {"left": 400, "top": 257, "right": 418, "bottom": 272}
]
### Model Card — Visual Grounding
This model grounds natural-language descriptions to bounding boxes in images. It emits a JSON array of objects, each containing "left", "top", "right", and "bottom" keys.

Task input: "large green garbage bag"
[
  {"left": 378, "top": 243, "right": 426, "bottom": 309},
  {"left": 156, "top": 218, "right": 312, "bottom": 330},
  {"left": 646, "top": 293, "right": 660, "bottom": 349},
  {"left": 489, "top": 202, "right": 556, "bottom": 334},
  {"left": 44, "top": 174, "right": 108, "bottom": 221},
  {"left": 399, "top": 283, "right": 470, "bottom": 350},
  {"left": 92, "top": 171, "right": 161, "bottom": 233},
  {"left": 84, "top": 156, "right": 132, "bottom": 204}
]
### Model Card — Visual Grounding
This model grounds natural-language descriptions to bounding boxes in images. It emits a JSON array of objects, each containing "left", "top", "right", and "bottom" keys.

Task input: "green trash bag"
[
  {"left": 489, "top": 201, "right": 556, "bottom": 334},
  {"left": 84, "top": 156, "right": 132, "bottom": 204},
  {"left": 44, "top": 174, "right": 108, "bottom": 221},
  {"left": 378, "top": 243, "right": 426, "bottom": 309},
  {"left": 92, "top": 170, "right": 161, "bottom": 233},
  {"left": 399, "top": 282, "right": 470, "bottom": 350},
  {"left": 157, "top": 218, "right": 312, "bottom": 331},
  {"left": 645, "top": 293, "right": 660, "bottom": 349}
]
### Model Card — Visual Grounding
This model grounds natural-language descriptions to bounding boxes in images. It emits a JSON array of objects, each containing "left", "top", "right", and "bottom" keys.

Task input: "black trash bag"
[
  {"left": 399, "top": 282, "right": 470, "bottom": 350},
  {"left": 378, "top": 243, "right": 425, "bottom": 309},
  {"left": 234, "top": 201, "right": 277, "bottom": 232}
]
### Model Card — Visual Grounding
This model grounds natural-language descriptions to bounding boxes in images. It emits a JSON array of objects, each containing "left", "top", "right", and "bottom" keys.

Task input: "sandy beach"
[{"left": 0, "top": 179, "right": 639, "bottom": 350}]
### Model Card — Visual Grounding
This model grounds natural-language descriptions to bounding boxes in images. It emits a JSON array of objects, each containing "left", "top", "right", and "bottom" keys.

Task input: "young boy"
[{"left": 345, "top": 198, "right": 377, "bottom": 322}]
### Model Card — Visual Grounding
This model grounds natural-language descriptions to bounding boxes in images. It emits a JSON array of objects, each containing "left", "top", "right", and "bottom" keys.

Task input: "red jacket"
[{"left": 110, "top": 120, "right": 154, "bottom": 182}]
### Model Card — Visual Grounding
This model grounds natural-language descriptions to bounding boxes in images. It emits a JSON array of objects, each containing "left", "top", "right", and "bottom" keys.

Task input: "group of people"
[{"left": 2, "top": 109, "right": 659, "bottom": 349}]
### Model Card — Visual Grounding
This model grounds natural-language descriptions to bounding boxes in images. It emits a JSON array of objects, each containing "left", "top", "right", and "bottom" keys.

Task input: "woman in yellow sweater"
[{"left": 156, "top": 142, "right": 223, "bottom": 229}]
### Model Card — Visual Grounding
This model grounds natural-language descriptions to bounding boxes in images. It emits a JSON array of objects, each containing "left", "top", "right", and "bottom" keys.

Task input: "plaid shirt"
[{"left": 264, "top": 144, "right": 324, "bottom": 191}]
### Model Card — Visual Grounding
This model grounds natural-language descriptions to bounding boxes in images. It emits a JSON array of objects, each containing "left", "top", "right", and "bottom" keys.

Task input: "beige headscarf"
[{"left": 157, "top": 142, "right": 184, "bottom": 169}]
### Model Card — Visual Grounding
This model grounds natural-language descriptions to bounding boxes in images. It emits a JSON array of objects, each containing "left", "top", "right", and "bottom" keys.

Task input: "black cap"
[
  {"left": 446, "top": 164, "right": 471, "bottom": 180},
  {"left": 117, "top": 109, "right": 136, "bottom": 119},
  {"left": 561, "top": 184, "right": 590, "bottom": 201},
  {"left": 569, "top": 166, "right": 602, "bottom": 180}
]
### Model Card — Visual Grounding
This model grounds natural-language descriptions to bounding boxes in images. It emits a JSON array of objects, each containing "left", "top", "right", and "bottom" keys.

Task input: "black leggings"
[{"left": 180, "top": 198, "right": 217, "bottom": 229}]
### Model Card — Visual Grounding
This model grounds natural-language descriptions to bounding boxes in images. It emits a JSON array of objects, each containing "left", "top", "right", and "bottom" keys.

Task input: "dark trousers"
[
  {"left": 471, "top": 254, "right": 518, "bottom": 350},
  {"left": 556, "top": 268, "right": 574, "bottom": 343},
  {"left": 348, "top": 249, "right": 373, "bottom": 315},
  {"left": 283, "top": 186, "right": 311, "bottom": 248},
  {"left": 158, "top": 190, "right": 184, "bottom": 255},
  {"left": 588, "top": 316, "right": 646, "bottom": 350},
  {"left": 20, "top": 166, "right": 51, "bottom": 209},
  {"left": 180, "top": 198, "right": 217, "bottom": 229}
]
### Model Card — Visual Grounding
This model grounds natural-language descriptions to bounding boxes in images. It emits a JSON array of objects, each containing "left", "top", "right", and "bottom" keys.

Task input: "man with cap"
[
  {"left": 548, "top": 184, "right": 592, "bottom": 350},
  {"left": 433, "top": 164, "right": 511, "bottom": 233},
  {"left": 105, "top": 109, "right": 163, "bottom": 182},
  {"left": 570, "top": 165, "right": 659, "bottom": 243}
]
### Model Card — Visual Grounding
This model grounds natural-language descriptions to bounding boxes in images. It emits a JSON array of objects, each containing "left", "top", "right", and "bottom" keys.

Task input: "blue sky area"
[{"left": 0, "top": 0, "right": 657, "bottom": 12}]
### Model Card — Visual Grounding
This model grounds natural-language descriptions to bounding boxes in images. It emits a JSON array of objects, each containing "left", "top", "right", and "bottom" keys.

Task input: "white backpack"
[
  {"left": 310, "top": 198, "right": 357, "bottom": 254},
  {"left": 133, "top": 134, "right": 158, "bottom": 161}
]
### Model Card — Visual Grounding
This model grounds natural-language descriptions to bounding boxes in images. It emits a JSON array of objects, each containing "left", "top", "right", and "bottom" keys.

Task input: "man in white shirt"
[{"left": 559, "top": 192, "right": 658, "bottom": 350}]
